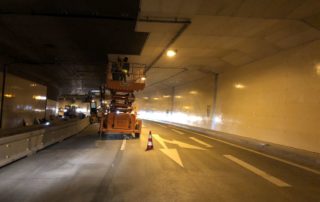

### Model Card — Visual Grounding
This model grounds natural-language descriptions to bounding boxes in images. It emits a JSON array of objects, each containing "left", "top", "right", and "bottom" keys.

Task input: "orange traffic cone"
[{"left": 146, "top": 131, "right": 154, "bottom": 151}]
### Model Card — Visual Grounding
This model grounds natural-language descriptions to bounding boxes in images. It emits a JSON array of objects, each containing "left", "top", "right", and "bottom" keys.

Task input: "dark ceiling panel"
[{"left": 0, "top": 0, "right": 149, "bottom": 97}]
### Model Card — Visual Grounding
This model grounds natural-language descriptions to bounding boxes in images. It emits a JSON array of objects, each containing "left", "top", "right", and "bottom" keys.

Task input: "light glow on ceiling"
[{"left": 163, "top": 95, "right": 171, "bottom": 98}]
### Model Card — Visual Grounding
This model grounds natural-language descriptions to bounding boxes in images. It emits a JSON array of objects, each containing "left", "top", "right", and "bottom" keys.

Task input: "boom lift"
[{"left": 99, "top": 62, "right": 145, "bottom": 138}]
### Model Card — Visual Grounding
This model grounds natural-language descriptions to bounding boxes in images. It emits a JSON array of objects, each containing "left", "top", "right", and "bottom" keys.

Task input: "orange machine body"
[{"left": 99, "top": 62, "right": 145, "bottom": 138}]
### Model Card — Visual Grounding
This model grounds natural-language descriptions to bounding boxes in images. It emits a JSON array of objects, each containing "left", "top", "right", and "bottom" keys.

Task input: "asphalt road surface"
[{"left": 0, "top": 121, "right": 319, "bottom": 202}]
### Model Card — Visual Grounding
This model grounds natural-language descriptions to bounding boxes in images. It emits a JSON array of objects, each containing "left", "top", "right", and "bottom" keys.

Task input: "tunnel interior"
[{"left": 0, "top": 1, "right": 320, "bottom": 202}]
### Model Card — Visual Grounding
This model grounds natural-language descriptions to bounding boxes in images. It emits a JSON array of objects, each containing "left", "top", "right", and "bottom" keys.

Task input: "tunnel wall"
[
  {"left": 138, "top": 41, "right": 320, "bottom": 154},
  {"left": 58, "top": 99, "right": 91, "bottom": 115},
  {"left": 45, "top": 99, "right": 58, "bottom": 120},
  {"left": 138, "top": 75, "right": 216, "bottom": 128},
  {"left": 0, "top": 117, "right": 90, "bottom": 168},
  {"left": 215, "top": 40, "right": 320, "bottom": 153},
  {"left": 2, "top": 73, "right": 47, "bottom": 129}
]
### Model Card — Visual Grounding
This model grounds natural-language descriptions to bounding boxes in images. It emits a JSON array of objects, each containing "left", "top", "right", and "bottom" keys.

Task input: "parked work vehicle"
[{"left": 99, "top": 62, "right": 145, "bottom": 138}]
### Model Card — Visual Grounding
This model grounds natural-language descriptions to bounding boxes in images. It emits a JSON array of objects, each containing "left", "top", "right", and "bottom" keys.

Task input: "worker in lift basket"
[{"left": 121, "top": 57, "right": 130, "bottom": 81}]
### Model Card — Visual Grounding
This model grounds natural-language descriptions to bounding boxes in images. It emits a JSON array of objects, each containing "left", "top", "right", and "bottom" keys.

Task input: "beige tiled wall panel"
[
  {"left": 2, "top": 73, "right": 47, "bottom": 129},
  {"left": 215, "top": 40, "right": 320, "bottom": 153}
]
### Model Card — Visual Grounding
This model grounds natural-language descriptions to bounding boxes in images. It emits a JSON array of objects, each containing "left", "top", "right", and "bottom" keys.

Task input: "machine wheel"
[{"left": 135, "top": 133, "right": 140, "bottom": 139}]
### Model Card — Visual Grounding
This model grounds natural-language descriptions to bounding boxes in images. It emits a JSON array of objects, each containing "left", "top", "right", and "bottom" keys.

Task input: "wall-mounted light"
[
  {"left": 153, "top": 97, "right": 159, "bottom": 100},
  {"left": 30, "top": 83, "right": 37, "bottom": 87},
  {"left": 141, "top": 77, "right": 146, "bottom": 81},
  {"left": 183, "top": 106, "right": 190, "bottom": 110},
  {"left": 91, "top": 99, "right": 95, "bottom": 103},
  {"left": 143, "top": 97, "right": 149, "bottom": 100},
  {"left": 175, "top": 95, "right": 182, "bottom": 99},
  {"left": 163, "top": 95, "right": 171, "bottom": 98},
  {"left": 213, "top": 115, "right": 222, "bottom": 124},
  {"left": 4, "top": 94, "right": 14, "bottom": 98},
  {"left": 234, "top": 83, "right": 245, "bottom": 89},
  {"left": 33, "top": 95, "right": 47, "bottom": 100},
  {"left": 189, "top": 90, "right": 198, "bottom": 95},
  {"left": 316, "top": 64, "right": 320, "bottom": 75},
  {"left": 166, "top": 50, "right": 177, "bottom": 57}
]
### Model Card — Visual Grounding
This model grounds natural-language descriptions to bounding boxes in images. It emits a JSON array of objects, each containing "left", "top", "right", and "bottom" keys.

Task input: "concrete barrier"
[{"left": 0, "top": 118, "right": 90, "bottom": 168}]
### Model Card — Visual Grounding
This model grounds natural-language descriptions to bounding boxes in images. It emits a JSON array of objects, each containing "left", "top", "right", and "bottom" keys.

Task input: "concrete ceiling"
[
  {"left": 0, "top": 0, "right": 148, "bottom": 97},
  {"left": 111, "top": 0, "right": 320, "bottom": 94},
  {"left": 1, "top": 0, "right": 320, "bottom": 98}
]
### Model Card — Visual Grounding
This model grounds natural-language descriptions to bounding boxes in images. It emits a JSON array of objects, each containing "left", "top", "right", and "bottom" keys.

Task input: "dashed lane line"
[
  {"left": 182, "top": 130, "right": 320, "bottom": 175},
  {"left": 120, "top": 139, "right": 126, "bottom": 151},
  {"left": 224, "top": 155, "right": 291, "bottom": 187},
  {"left": 189, "top": 137, "right": 213, "bottom": 148},
  {"left": 155, "top": 123, "right": 168, "bottom": 128},
  {"left": 171, "top": 129, "right": 185, "bottom": 135}
]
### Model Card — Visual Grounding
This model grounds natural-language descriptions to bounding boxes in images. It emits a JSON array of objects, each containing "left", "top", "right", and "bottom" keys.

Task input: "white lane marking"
[
  {"left": 189, "top": 137, "right": 213, "bottom": 148},
  {"left": 155, "top": 123, "right": 167, "bottom": 128},
  {"left": 120, "top": 139, "right": 126, "bottom": 151},
  {"left": 224, "top": 155, "right": 291, "bottom": 187},
  {"left": 185, "top": 131, "right": 320, "bottom": 175},
  {"left": 171, "top": 129, "right": 185, "bottom": 135}
]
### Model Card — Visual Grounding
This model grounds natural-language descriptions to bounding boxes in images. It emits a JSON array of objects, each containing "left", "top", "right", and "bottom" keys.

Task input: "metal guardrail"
[{"left": 0, "top": 118, "right": 90, "bottom": 168}]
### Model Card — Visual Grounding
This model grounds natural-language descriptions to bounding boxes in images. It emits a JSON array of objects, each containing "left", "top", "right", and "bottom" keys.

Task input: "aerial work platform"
[{"left": 99, "top": 62, "right": 146, "bottom": 138}]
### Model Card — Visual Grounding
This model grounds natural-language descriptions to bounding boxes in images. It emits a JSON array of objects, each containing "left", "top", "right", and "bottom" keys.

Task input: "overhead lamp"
[
  {"left": 163, "top": 95, "right": 170, "bottom": 98},
  {"left": 166, "top": 50, "right": 177, "bottom": 57},
  {"left": 33, "top": 95, "right": 47, "bottom": 100}
]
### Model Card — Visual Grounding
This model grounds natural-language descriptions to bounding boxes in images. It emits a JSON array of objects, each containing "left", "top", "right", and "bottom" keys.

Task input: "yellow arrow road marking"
[
  {"left": 189, "top": 137, "right": 212, "bottom": 148},
  {"left": 160, "top": 149, "right": 184, "bottom": 167},
  {"left": 153, "top": 134, "right": 168, "bottom": 149},
  {"left": 153, "top": 134, "right": 205, "bottom": 150},
  {"left": 171, "top": 140, "right": 206, "bottom": 150}
]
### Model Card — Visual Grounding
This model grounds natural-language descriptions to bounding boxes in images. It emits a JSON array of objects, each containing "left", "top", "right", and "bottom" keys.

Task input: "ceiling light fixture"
[{"left": 166, "top": 49, "right": 177, "bottom": 57}]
